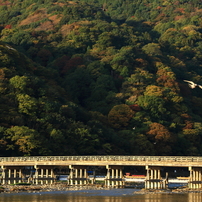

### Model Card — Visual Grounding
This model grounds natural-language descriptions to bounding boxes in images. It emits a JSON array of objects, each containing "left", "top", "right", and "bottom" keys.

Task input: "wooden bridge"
[{"left": 1, "top": 155, "right": 202, "bottom": 189}]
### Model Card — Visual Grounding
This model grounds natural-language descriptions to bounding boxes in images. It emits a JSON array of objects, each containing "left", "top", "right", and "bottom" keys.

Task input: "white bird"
[
  {"left": 183, "top": 80, "right": 202, "bottom": 89},
  {"left": 5, "top": 45, "right": 16, "bottom": 51}
]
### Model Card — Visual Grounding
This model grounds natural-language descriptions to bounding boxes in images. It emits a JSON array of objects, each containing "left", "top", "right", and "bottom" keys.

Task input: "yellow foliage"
[{"left": 144, "top": 85, "right": 163, "bottom": 97}]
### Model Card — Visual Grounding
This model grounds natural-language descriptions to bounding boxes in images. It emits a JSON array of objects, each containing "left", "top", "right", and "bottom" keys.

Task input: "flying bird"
[{"left": 183, "top": 80, "right": 202, "bottom": 89}]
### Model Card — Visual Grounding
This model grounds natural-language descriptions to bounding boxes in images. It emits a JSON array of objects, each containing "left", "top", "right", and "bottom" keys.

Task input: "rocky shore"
[
  {"left": 0, "top": 183, "right": 106, "bottom": 193},
  {"left": 136, "top": 186, "right": 202, "bottom": 194},
  {"left": 1, "top": 183, "right": 202, "bottom": 194}
]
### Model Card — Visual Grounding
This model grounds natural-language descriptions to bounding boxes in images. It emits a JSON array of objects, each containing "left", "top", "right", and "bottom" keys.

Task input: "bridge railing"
[{"left": 0, "top": 156, "right": 202, "bottom": 162}]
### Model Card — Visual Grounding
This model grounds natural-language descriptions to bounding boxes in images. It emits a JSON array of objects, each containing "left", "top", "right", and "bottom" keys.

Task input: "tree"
[
  {"left": 146, "top": 122, "right": 174, "bottom": 155},
  {"left": 108, "top": 104, "right": 135, "bottom": 129},
  {"left": 142, "top": 43, "right": 162, "bottom": 56},
  {"left": 137, "top": 95, "right": 166, "bottom": 119},
  {"left": 17, "top": 94, "right": 37, "bottom": 116},
  {"left": 133, "top": 134, "right": 155, "bottom": 155},
  {"left": 5, "top": 126, "right": 40, "bottom": 155},
  {"left": 144, "top": 85, "right": 163, "bottom": 97},
  {"left": 9, "top": 75, "right": 29, "bottom": 93},
  {"left": 66, "top": 120, "right": 99, "bottom": 154}
]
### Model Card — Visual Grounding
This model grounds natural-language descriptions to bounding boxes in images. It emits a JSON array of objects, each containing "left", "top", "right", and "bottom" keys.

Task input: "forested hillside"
[{"left": 0, "top": 0, "right": 202, "bottom": 156}]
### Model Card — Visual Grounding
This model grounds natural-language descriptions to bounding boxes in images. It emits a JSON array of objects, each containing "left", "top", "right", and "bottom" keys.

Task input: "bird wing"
[
  {"left": 198, "top": 85, "right": 202, "bottom": 89},
  {"left": 183, "top": 80, "right": 195, "bottom": 85}
]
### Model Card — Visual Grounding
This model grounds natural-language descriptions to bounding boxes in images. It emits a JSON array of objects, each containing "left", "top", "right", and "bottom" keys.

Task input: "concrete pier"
[
  {"left": 145, "top": 166, "right": 167, "bottom": 189},
  {"left": 68, "top": 165, "right": 89, "bottom": 185},
  {"left": 0, "top": 166, "right": 26, "bottom": 184},
  {"left": 188, "top": 167, "right": 202, "bottom": 189},
  {"left": 33, "top": 166, "right": 55, "bottom": 185},
  {"left": 105, "top": 165, "right": 124, "bottom": 188}
]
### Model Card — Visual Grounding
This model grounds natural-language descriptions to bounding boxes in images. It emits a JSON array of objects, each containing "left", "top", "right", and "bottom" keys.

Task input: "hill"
[{"left": 0, "top": 0, "right": 202, "bottom": 156}]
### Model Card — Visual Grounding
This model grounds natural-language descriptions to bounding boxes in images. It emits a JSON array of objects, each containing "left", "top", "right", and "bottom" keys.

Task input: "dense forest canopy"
[{"left": 0, "top": 0, "right": 202, "bottom": 156}]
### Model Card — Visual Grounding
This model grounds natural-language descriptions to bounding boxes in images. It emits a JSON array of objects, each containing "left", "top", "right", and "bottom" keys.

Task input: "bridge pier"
[
  {"left": 188, "top": 167, "right": 202, "bottom": 189},
  {"left": 68, "top": 165, "right": 89, "bottom": 186},
  {"left": 105, "top": 165, "right": 124, "bottom": 188},
  {"left": 145, "top": 166, "right": 167, "bottom": 189},
  {"left": 0, "top": 166, "right": 26, "bottom": 185},
  {"left": 33, "top": 166, "right": 55, "bottom": 185}
]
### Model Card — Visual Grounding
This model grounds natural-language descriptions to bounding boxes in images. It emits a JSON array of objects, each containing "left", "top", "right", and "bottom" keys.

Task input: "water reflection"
[
  {"left": 188, "top": 193, "right": 202, "bottom": 202},
  {"left": 1, "top": 190, "right": 202, "bottom": 202}
]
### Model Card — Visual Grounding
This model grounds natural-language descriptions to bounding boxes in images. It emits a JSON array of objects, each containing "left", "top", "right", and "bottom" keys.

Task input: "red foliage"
[
  {"left": 55, "top": 55, "right": 71, "bottom": 70},
  {"left": 156, "top": 6, "right": 162, "bottom": 9},
  {"left": 0, "top": 3, "right": 10, "bottom": 5},
  {"left": 61, "top": 57, "right": 83, "bottom": 74},
  {"left": 183, "top": 120, "right": 193, "bottom": 130},
  {"left": 129, "top": 104, "right": 141, "bottom": 112},
  {"left": 156, "top": 75, "right": 168, "bottom": 84},
  {"left": 4, "top": 24, "right": 12, "bottom": 29},
  {"left": 174, "top": 8, "right": 185, "bottom": 13},
  {"left": 117, "top": 75, "right": 124, "bottom": 80}
]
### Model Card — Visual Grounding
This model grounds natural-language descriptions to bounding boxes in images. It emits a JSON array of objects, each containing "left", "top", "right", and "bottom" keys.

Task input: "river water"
[{"left": 1, "top": 189, "right": 202, "bottom": 202}]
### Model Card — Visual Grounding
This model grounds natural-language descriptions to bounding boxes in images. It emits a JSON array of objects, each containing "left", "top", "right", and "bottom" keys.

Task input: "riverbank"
[
  {"left": 0, "top": 183, "right": 106, "bottom": 193},
  {"left": 136, "top": 186, "right": 202, "bottom": 194},
  {"left": 1, "top": 183, "right": 202, "bottom": 194}
]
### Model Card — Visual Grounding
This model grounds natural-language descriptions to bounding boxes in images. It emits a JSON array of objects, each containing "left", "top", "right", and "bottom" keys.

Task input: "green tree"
[
  {"left": 142, "top": 43, "right": 162, "bottom": 56},
  {"left": 137, "top": 95, "right": 166, "bottom": 119},
  {"left": 6, "top": 126, "right": 40, "bottom": 155},
  {"left": 17, "top": 94, "right": 37, "bottom": 116}
]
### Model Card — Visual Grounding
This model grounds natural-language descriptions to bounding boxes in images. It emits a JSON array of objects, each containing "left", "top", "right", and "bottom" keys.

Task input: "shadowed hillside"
[{"left": 0, "top": 0, "right": 202, "bottom": 156}]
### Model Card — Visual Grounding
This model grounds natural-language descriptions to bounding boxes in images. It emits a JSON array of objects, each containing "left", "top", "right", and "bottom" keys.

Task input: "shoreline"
[
  {"left": 0, "top": 183, "right": 108, "bottom": 194},
  {"left": 1, "top": 183, "right": 202, "bottom": 194}
]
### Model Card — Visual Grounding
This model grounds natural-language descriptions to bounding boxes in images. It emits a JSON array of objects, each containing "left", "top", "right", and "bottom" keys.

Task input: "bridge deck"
[{"left": 0, "top": 156, "right": 202, "bottom": 167}]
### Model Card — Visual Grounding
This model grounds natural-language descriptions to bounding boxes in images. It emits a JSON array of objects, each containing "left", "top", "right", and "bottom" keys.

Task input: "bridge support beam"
[
  {"left": 1, "top": 166, "right": 6, "bottom": 184},
  {"left": 0, "top": 166, "right": 26, "bottom": 185},
  {"left": 33, "top": 166, "right": 55, "bottom": 185},
  {"left": 105, "top": 165, "right": 124, "bottom": 188},
  {"left": 68, "top": 165, "right": 89, "bottom": 186},
  {"left": 188, "top": 167, "right": 202, "bottom": 189},
  {"left": 145, "top": 166, "right": 167, "bottom": 189}
]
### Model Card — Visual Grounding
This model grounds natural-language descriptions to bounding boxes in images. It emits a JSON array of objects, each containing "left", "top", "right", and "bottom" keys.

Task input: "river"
[{"left": 1, "top": 188, "right": 202, "bottom": 202}]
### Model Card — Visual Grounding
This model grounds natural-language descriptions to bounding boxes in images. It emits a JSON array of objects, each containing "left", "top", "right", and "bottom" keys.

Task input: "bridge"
[{"left": 1, "top": 155, "right": 202, "bottom": 189}]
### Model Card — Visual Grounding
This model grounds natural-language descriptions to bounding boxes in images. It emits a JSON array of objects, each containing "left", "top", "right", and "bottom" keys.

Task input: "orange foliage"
[
  {"left": 174, "top": 8, "right": 185, "bottom": 13},
  {"left": 61, "top": 21, "right": 90, "bottom": 36},
  {"left": 156, "top": 68, "right": 180, "bottom": 92},
  {"left": 19, "top": 9, "right": 47, "bottom": 26},
  {"left": 108, "top": 104, "right": 135, "bottom": 129},
  {"left": 49, "top": 15, "right": 62, "bottom": 26},
  {"left": 156, "top": 6, "right": 162, "bottom": 10},
  {"left": 135, "top": 58, "right": 148, "bottom": 68},
  {"left": 146, "top": 123, "right": 171, "bottom": 142},
  {"left": 174, "top": 15, "right": 185, "bottom": 21},
  {"left": 183, "top": 120, "right": 193, "bottom": 130},
  {"left": 181, "top": 113, "right": 192, "bottom": 120},
  {"left": 155, "top": 13, "right": 166, "bottom": 21}
]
